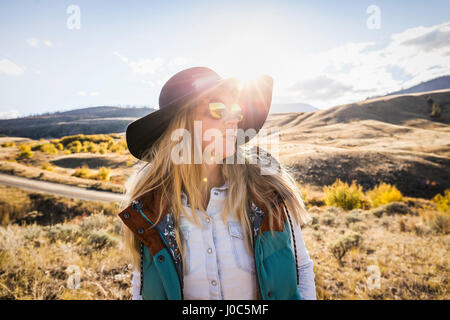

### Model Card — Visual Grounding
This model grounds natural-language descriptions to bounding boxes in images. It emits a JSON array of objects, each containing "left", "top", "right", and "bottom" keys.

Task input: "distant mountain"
[
  {"left": 0, "top": 106, "right": 155, "bottom": 139},
  {"left": 386, "top": 75, "right": 450, "bottom": 96},
  {"left": 264, "top": 89, "right": 450, "bottom": 132},
  {"left": 270, "top": 103, "right": 319, "bottom": 113}
]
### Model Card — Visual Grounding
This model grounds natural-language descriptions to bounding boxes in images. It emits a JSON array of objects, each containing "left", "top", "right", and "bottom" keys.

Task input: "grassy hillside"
[{"left": 0, "top": 106, "right": 155, "bottom": 139}]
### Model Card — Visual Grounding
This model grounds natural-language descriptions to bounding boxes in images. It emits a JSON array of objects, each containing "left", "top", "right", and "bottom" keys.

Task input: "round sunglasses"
[{"left": 208, "top": 101, "right": 244, "bottom": 121}]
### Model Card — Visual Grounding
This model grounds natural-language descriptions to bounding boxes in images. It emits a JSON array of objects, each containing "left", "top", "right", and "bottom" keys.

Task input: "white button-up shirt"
[{"left": 132, "top": 184, "right": 316, "bottom": 300}]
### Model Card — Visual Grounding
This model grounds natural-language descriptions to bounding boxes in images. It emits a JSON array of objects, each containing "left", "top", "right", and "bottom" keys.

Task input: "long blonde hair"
[{"left": 119, "top": 99, "right": 310, "bottom": 273}]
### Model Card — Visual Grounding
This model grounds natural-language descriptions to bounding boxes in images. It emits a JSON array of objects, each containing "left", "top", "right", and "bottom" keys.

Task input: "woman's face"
[{"left": 193, "top": 87, "right": 242, "bottom": 162}]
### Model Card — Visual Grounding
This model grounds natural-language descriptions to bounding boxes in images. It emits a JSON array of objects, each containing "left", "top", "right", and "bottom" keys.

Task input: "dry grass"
[
  {"left": 0, "top": 185, "right": 448, "bottom": 299},
  {"left": 304, "top": 205, "right": 449, "bottom": 299}
]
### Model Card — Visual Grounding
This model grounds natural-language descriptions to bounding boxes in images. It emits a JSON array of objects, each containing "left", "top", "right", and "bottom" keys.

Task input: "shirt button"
[
  {"left": 207, "top": 248, "right": 212, "bottom": 254},
  {"left": 214, "top": 191, "right": 219, "bottom": 196},
  {"left": 205, "top": 217, "right": 211, "bottom": 223},
  {"left": 211, "top": 280, "right": 217, "bottom": 286}
]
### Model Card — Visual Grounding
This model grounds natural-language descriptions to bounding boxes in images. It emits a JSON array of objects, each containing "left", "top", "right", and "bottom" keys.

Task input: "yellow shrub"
[
  {"left": 56, "top": 143, "right": 64, "bottom": 150},
  {"left": 72, "top": 165, "right": 92, "bottom": 179},
  {"left": 86, "top": 142, "right": 99, "bottom": 153},
  {"left": 1, "top": 142, "right": 15, "bottom": 147},
  {"left": 323, "top": 179, "right": 366, "bottom": 210},
  {"left": 17, "top": 144, "right": 34, "bottom": 159},
  {"left": 96, "top": 167, "right": 111, "bottom": 182},
  {"left": 432, "top": 189, "right": 450, "bottom": 212},
  {"left": 40, "top": 143, "right": 58, "bottom": 154},
  {"left": 41, "top": 162, "right": 55, "bottom": 172},
  {"left": 68, "top": 140, "right": 82, "bottom": 153},
  {"left": 366, "top": 182, "right": 403, "bottom": 208}
]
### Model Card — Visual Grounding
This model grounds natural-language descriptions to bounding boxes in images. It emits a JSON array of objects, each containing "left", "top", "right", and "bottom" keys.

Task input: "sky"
[{"left": 1, "top": 0, "right": 450, "bottom": 118}]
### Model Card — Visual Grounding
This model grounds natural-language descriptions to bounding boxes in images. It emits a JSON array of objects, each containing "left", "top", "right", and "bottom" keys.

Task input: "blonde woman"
[{"left": 118, "top": 66, "right": 316, "bottom": 300}]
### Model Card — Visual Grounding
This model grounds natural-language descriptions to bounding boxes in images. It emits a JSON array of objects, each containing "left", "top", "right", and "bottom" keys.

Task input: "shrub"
[
  {"left": 86, "top": 229, "right": 118, "bottom": 249},
  {"left": 320, "top": 212, "right": 335, "bottom": 226},
  {"left": 30, "top": 143, "right": 42, "bottom": 151},
  {"left": 344, "top": 212, "right": 362, "bottom": 225},
  {"left": 68, "top": 140, "right": 82, "bottom": 153},
  {"left": 370, "top": 202, "right": 412, "bottom": 217},
  {"left": 72, "top": 164, "right": 92, "bottom": 179},
  {"left": 323, "top": 179, "right": 366, "bottom": 210},
  {"left": 429, "top": 212, "right": 449, "bottom": 234},
  {"left": 86, "top": 142, "right": 98, "bottom": 153},
  {"left": 59, "top": 134, "right": 114, "bottom": 148},
  {"left": 17, "top": 144, "right": 34, "bottom": 159},
  {"left": 366, "top": 182, "right": 403, "bottom": 208},
  {"left": 33, "top": 143, "right": 57, "bottom": 154},
  {"left": 79, "top": 213, "right": 109, "bottom": 234},
  {"left": 430, "top": 103, "right": 441, "bottom": 117},
  {"left": 43, "top": 143, "right": 57, "bottom": 154},
  {"left": 41, "top": 162, "right": 55, "bottom": 172},
  {"left": 329, "top": 232, "right": 363, "bottom": 266},
  {"left": 23, "top": 223, "right": 44, "bottom": 241},
  {"left": 309, "top": 214, "right": 319, "bottom": 225},
  {"left": 95, "top": 167, "right": 111, "bottom": 182},
  {"left": 55, "top": 143, "right": 64, "bottom": 151},
  {"left": 432, "top": 189, "right": 450, "bottom": 212},
  {"left": 44, "top": 224, "right": 82, "bottom": 243},
  {"left": 1, "top": 142, "right": 15, "bottom": 147}
]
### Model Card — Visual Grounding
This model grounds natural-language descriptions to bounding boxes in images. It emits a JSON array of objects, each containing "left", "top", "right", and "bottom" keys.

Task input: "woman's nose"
[{"left": 224, "top": 115, "right": 240, "bottom": 125}]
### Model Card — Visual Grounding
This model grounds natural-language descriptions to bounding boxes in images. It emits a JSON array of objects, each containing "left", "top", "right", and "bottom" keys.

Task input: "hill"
[
  {"left": 386, "top": 75, "right": 450, "bottom": 96},
  {"left": 0, "top": 106, "right": 155, "bottom": 139},
  {"left": 260, "top": 89, "right": 450, "bottom": 199}
]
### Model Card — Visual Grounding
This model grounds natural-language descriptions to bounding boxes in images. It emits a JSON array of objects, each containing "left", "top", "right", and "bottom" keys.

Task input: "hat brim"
[{"left": 126, "top": 75, "right": 273, "bottom": 160}]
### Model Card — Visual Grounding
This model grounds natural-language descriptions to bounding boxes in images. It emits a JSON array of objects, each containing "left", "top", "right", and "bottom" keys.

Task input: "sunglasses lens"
[
  {"left": 209, "top": 102, "right": 226, "bottom": 119},
  {"left": 208, "top": 102, "right": 243, "bottom": 121}
]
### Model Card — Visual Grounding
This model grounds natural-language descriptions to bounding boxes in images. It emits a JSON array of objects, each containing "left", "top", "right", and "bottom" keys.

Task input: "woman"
[{"left": 118, "top": 66, "right": 316, "bottom": 300}]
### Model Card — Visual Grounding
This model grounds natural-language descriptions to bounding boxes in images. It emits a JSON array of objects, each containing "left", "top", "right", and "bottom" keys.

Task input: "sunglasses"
[{"left": 208, "top": 101, "right": 244, "bottom": 121}]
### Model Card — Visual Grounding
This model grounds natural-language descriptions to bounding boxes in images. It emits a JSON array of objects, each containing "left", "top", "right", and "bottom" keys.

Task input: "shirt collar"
[{"left": 180, "top": 183, "right": 228, "bottom": 206}]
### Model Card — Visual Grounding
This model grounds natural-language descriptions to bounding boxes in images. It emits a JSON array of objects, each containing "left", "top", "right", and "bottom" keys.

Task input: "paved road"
[{"left": 0, "top": 173, "right": 123, "bottom": 203}]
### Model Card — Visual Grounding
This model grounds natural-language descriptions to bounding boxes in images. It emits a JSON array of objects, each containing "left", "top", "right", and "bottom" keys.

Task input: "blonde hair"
[{"left": 119, "top": 98, "right": 310, "bottom": 273}]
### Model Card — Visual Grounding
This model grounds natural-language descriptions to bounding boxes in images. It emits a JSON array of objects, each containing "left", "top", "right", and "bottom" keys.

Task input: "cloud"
[
  {"left": 0, "top": 59, "right": 24, "bottom": 75},
  {"left": 26, "top": 37, "right": 40, "bottom": 47},
  {"left": 112, "top": 51, "right": 128, "bottom": 63},
  {"left": 113, "top": 52, "right": 188, "bottom": 75},
  {"left": 288, "top": 75, "right": 353, "bottom": 100},
  {"left": 168, "top": 57, "right": 189, "bottom": 67},
  {"left": 277, "top": 21, "right": 450, "bottom": 108},
  {"left": 78, "top": 91, "right": 99, "bottom": 96},
  {"left": 0, "top": 109, "right": 20, "bottom": 119},
  {"left": 26, "top": 38, "right": 53, "bottom": 48},
  {"left": 129, "top": 58, "right": 164, "bottom": 75}
]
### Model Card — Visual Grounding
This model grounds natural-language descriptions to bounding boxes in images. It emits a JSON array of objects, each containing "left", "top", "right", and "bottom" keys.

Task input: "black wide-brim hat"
[{"left": 126, "top": 66, "right": 274, "bottom": 160}]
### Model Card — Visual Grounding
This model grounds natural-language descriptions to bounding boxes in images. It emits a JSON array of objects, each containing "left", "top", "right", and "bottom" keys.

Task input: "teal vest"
[{"left": 119, "top": 193, "right": 301, "bottom": 300}]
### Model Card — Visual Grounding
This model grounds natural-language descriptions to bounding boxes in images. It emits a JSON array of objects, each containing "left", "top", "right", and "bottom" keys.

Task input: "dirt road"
[{"left": 0, "top": 173, "right": 123, "bottom": 203}]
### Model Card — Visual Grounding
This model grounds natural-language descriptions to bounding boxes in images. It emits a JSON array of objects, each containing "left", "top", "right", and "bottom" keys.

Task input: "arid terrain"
[{"left": 0, "top": 89, "right": 448, "bottom": 299}]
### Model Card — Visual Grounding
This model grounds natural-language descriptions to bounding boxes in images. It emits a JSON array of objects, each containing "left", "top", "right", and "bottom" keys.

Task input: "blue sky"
[{"left": 1, "top": 0, "right": 450, "bottom": 117}]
